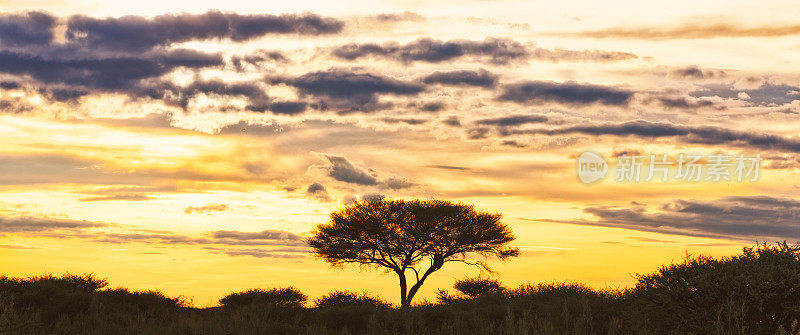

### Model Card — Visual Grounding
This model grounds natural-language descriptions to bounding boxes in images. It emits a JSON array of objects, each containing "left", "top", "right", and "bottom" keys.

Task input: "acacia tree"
[{"left": 307, "top": 199, "right": 519, "bottom": 309}]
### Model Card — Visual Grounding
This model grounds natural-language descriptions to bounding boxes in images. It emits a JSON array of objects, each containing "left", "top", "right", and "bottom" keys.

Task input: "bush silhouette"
[
  {"left": 629, "top": 242, "right": 800, "bottom": 334},
  {"left": 1, "top": 243, "right": 798, "bottom": 334},
  {"left": 0, "top": 273, "right": 107, "bottom": 324},
  {"left": 453, "top": 277, "right": 505, "bottom": 298},
  {"left": 219, "top": 287, "right": 307, "bottom": 308},
  {"left": 97, "top": 288, "right": 189, "bottom": 312},
  {"left": 313, "top": 290, "right": 391, "bottom": 309}
]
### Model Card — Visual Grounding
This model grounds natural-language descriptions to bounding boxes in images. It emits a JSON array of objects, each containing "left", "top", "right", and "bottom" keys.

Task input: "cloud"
[
  {"left": 90, "top": 229, "right": 307, "bottom": 247},
  {"left": 381, "top": 177, "right": 414, "bottom": 189},
  {"left": 184, "top": 203, "right": 230, "bottom": 214},
  {"left": 424, "top": 164, "right": 471, "bottom": 171},
  {"left": 276, "top": 68, "right": 424, "bottom": 112},
  {"left": 498, "top": 81, "right": 633, "bottom": 106},
  {"left": 137, "top": 78, "right": 269, "bottom": 111},
  {"left": 65, "top": 11, "right": 344, "bottom": 52},
  {"left": 381, "top": 117, "right": 427, "bottom": 125},
  {"left": 321, "top": 155, "right": 378, "bottom": 185},
  {"left": 361, "top": 193, "right": 386, "bottom": 202},
  {"left": 331, "top": 37, "right": 528, "bottom": 64},
  {"left": 369, "top": 11, "right": 426, "bottom": 23},
  {"left": 267, "top": 101, "right": 308, "bottom": 115},
  {"left": 211, "top": 229, "right": 303, "bottom": 241},
  {"left": 691, "top": 83, "right": 800, "bottom": 106},
  {"left": 515, "top": 120, "right": 800, "bottom": 153},
  {"left": 0, "top": 11, "right": 57, "bottom": 47},
  {"left": 652, "top": 96, "right": 721, "bottom": 109},
  {"left": 330, "top": 37, "right": 636, "bottom": 64},
  {"left": 0, "top": 50, "right": 220, "bottom": 91},
  {"left": 0, "top": 212, "right": 308, "bottom": 258},
  {"left": 542, "top": 196, "right": 800, "bottom": 241},
  {"left": 475, "top": 114, "right": 548, "bottom": 126},
  {"left": 528, "top": 48, "right": 637, "bottom": 62},
  {"left": 79, "top": 194, "right": 154, "bottom": 202},
  {"left": 441, "top": 116, "right": 461, "bottom": 127},
  {"left": 561, "top": 21, "right": 800, "bottom": 39},
  {"left": 669, "top": 66, "right": 726, "bottom": 79},
  {"left": 0, "top": 11, "right": 342, "bottom": 109},
  {"left": 422, "top": 69, "right": 498, "bottom": 87},
  {"left": 211, "top": 247, "right": 307, "bottom": 258},
  {"left": 0, "top": 216, "right": 107, "bottom": 232},
  {"left": 306, "top": 182, "right": 331, "bottom": 201}
]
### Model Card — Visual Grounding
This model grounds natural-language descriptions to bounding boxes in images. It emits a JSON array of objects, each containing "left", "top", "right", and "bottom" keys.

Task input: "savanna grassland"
[{"left": 1, "top": 243, "right": 798, "bottom": 335}]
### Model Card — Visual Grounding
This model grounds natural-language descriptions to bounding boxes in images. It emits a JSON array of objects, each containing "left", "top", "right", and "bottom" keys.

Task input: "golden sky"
[{"left": 0, "top": 0, "right": 798, "bottom": 306}]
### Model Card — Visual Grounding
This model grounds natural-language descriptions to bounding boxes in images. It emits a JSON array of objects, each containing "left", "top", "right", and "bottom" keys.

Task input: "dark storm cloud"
[
  {"left": 544, "top": 196, "right": 800, "bottom": 241},
  {"left": 275, "top": 68, "right": 424, "bottom": 112},
  {"left": 321, "top": 155, "right": 378, "bottom": 185},
  {"left": 0, "top": 11, "right": 57, "bottom": 47},
  {"left": 498, "top": 81, "right": 633, "bottom": 106},
  {"left": 475, "top": 114, "right": 548, "bottom": 126},
  {"left": 691, "top": 83, "right": 800, "bottom": 106},
  {"left": 330, "top": 37, "right": 636, "bottom": 65},
  {"left": 514, "top": 120, "right": 800, "bottom": 153},
  {"left": 65, "top": 11, "right": 344, "bottom": 52},
  {"left": 422, "top": 69, "right": 499, "bottom": 87},
  {"left": 0, "top": 215, "right": 107, "bottom": 232}
]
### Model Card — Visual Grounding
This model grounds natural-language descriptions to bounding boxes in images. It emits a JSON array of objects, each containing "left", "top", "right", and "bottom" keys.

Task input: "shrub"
[
  {"left": 97, "top": 288, "right": 190, "bottom": 311},
  {"left": 0, "top": 273, "right": 107, "bottom": 324},
  {"left": 313, "top": 290, "right": 391, "bottom": 309},
  {"left": 453, "top": 277, "right": 505, "bottom": 298},
  {"left": 629, "top": 242, "right": 800, "bottom": 334},
  {"left": 219, "top": 287, "right": 307, "bottom": 308}
]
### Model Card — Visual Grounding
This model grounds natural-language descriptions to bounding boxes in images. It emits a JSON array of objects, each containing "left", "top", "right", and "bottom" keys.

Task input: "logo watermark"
[
  {"left": 577, "top": 151, "right": 608, "bottom": 183},
  {"left": 577, "top": 151, "right": 762, "bottom": 184}
]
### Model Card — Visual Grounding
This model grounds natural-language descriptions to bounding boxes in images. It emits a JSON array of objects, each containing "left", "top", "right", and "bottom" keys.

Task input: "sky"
[{"left": 0, "top": 0, "right": 799, "bottom": 306}]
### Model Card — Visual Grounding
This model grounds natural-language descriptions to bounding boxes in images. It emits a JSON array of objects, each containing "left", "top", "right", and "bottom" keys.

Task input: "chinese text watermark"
[{"left": 578, "top": 152, "right": 762, "bottom": 184}]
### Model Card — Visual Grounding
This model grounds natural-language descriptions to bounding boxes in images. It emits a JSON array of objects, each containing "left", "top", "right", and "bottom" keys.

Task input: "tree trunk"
[{"left": 397, "top": 270, "right": 409, "bottom": 309}]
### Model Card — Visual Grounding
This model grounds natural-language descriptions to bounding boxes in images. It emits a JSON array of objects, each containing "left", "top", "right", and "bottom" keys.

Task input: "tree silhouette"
[{"left": 308, "top": 199, "right": 519, "bottom": 309}]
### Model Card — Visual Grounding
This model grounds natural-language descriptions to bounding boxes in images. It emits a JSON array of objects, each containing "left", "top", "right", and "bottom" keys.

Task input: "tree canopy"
[{"left": 308, "top": 199, "right": 518, "bottom": 308}]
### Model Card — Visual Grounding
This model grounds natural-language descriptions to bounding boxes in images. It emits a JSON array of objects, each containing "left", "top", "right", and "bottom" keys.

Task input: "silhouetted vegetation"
[
  {"left": 219, "top": 287, "right": 307, "bottom": 308},
  {"left": 1, "top": 243, "right": 798, "bottom": 334},
  {"left": 308, "top": 199, "right": 519, "bottom": 309}
]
